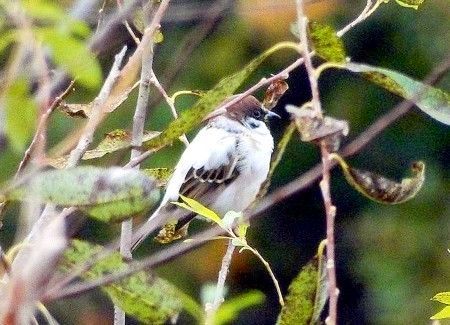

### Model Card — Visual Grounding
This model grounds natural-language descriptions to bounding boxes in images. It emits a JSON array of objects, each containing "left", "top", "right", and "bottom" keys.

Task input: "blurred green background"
[{"left": 0, "top": 0, "right": 449, "bottom": 324}]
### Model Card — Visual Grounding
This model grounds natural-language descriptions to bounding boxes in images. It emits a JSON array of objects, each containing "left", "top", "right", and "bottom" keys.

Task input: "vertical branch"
[
  {"left": 205, "top": 240, "right": 235, "bottom": 325},
  {"left": 116, "top": 0, "right": 172, "bottom": 323},
  {"left": 295, "top": 0, "right": 338, "bottom": 324}
]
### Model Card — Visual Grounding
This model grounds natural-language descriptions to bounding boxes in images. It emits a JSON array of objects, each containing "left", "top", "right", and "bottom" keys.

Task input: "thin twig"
[
  {"left": 296, "top": 1, "right": 338, "bottom": 323},
  {"left": 150, "top": 71, "right": 189, "bottom": 146},
  {"left": 337, "top": 0, "right": 383, "bottom": 37},
  {"left": 205, "top": 240, "right": 235, "bottom": 325},
  {"left": 43, "top": 37, "right": 450, "bottom": 306},
  {"left": 14, "top": 81, "right": 75, "bottom": 178},
  {"left": 116, "top": 0, "right": 140, "bottom": 45},
  {"left": 66, "top": 46, "right": 128, "bottom": 168}
]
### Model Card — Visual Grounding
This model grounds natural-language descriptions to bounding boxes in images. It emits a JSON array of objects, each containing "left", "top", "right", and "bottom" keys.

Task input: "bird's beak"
[{"left": 265, "top": 110, "right": 281, "bottom": 119}]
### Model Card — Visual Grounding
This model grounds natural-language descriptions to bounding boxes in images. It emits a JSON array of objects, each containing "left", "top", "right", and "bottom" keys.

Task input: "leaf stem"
[
  {"left": 245, "top": 246, "right": 284, "bottom": 306},
  {"left": 43, "top": 56, "right": 450, "bottom": 301}
]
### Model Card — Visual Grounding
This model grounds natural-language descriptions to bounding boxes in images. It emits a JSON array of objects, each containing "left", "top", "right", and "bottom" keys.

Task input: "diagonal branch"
[{"left": 45, "top": 55, "right": 450, "bottom": 303}]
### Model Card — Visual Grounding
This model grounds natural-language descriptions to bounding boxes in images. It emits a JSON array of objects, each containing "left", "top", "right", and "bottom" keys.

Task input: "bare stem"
[
  {"left": 66, "top": 46, "right": 127, "bottom": 168},
  {"left": 42, "top": 56, "right": 450, "bottom": 301},
  {"left": 205, "top": 241, "right": 235, "bottom": 325},
  {"left": 296, "top": 0, "right": 338, "bottom": 323},
  {"left": 337, "top": 0, "right": 383, "bottom": 37},
  {"left": 14, "top": 81, "right": 75, "bottom": 178},
  {"left": 115, "top": 1, "right": 172, "bottom": 323}
]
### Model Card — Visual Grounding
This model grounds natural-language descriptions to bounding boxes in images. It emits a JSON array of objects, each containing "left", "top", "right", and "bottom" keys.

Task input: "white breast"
[
  {"left": 210, "top": 120, "right": 274, "bottom": 215},
  {"left": 161, "top": 115, "right": 274, "bottom": 217}
]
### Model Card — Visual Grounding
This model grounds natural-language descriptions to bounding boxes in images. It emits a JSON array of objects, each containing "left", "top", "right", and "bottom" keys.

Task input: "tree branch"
[
  {"left": 45, "top": 53, "right": 450, "bottom": 304},
  {"left": 205, "top": 241, "right": 235, "bottom": 325},
  {"left": 116, "top": 1, "right": 171, "bottom": 323}
]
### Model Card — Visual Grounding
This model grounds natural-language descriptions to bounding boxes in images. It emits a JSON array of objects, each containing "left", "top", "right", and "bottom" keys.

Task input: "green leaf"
[
  {"left": 214, "top": 291, "right": 265, "bottom": 325},
  {"left": 153, "top": 29, "right": 164, "bottom": 43},
  {"left": 277, "top": 256, "right": 320, "bottom": 325},
  {"left": 394, "top": 0, "right": 425, "bottom": 10},
  {"left": 48, "top": 129, "right": 160, "bottom": 169},
  {"left": 0, "top": 30, "right": 16, "bottom": 56},
  {"left": 172, "top": 195, "right": 225, "bottom": 227},
  {"left": 290, "top": 22, "right": 346, "bottom": 63},
  {"left": 7, "top": 167, "right": 160, "bottom": 223},
  {"left": 431, "top": 292, "right": 450, "bottom": 305},
  {"left": 22, "top": 0, "right": 65, "bottom": 22},
  {"left": 143, "top": 42, "right": 297, "bottom": 150},
  {"left": 345, "top": 62, "right": 450, "bottom": 125},
  {"left": 62, "top": 240, "right": 203, "bottom": 324},
  {"left": 4, "top": 78, "right": 37, "bottom": 152},
  {"left": 235, "top": 222, "right": 249, "bottom": 239},
  {"left": 431, "top": 306, "right": 450, "bottom": 320},
  {"left": 309, "top": 22, "right": 346, "bottom": 63},
  {"left": 35, "top": 27, "right": 101, "bottom": 88},
  {"left": 141, "top": 168, "right": 173, "bottom": 188},
  {"left": 332, "top": 154, "right": 426, "bottom": 204}
]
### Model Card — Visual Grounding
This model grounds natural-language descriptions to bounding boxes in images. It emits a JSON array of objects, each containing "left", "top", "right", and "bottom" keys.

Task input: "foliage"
[
  {"left": 0, "top": 0, "right": 448, "bottom": 323},
  {"left": 3, "top": 78, "right": 37, "bottom": 152},
  {"left": 4, "top": 167, "right": 161, "bottom": 222},
  {"left": 142, "top": 42, "right": 298, "bottom": 150},
  {"left": 276, "top": 242, "right": 328, "bottom": 325},
  {"left": 346, "top": 63, "right": 450, "bottom": 125},
  {"left": 331, "top": 154, "right": 425, "bottom": 204},
  {"left": 62, "top": 239, "right": 202, "bottom": 324},
  {"left": 431, "top": 291, "right": 450, "bottom": 319},
  {"left": 48, "top": 130, "right": 160, "bottom": 168}
]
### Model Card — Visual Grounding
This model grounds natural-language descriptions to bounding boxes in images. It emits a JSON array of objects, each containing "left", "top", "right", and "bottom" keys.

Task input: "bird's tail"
[{"left": 131, "top": 205, "right": 166, "bottom": 251}]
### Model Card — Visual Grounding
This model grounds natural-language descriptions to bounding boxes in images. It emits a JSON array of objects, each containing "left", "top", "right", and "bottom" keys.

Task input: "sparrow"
[{"left": 131, "top": 95, "right": 279, "bottom": 250}]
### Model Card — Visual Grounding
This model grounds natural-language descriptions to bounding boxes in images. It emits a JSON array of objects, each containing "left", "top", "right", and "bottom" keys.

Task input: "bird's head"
[{"left": 205, "top": 95, "right": 280, "bottom": 130}]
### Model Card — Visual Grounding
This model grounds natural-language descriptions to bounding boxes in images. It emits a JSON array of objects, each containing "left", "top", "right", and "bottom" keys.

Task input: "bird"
[{"left": 131, "top": 95, "right": 279, "bottom": 250}]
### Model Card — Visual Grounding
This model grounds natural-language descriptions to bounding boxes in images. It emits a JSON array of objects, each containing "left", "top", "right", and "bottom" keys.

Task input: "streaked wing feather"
[{"left": 179, "top": 155, "right": 240, "bottom": 201}]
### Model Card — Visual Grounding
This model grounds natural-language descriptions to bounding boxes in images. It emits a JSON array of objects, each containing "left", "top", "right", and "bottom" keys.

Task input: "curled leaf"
[
  {"left": 331, "top": 154, "right": 425, "bottom": 204},
  {"left": 6, "top": 167, "right": 160, "bottom": 222},
  {"left": 345, "top": 63, "right": 450, "bottom": 125},
  {"left": 61, "top": 240, "right": 202, "bottom": 323},
  {"left": 59, "top": 83, "right": 138, "bottom": 118},
  {"left": 263, "top": 79, "right": 289, "bottom": 110},
  {"left": 155, "top": 222, "right": 188, "bottom": 244},
  {"left": 287, "top": 104, "right": 349, "bottom": 152}
]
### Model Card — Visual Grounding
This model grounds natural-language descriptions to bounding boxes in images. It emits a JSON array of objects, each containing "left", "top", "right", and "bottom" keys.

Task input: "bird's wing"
[
  {"left": 131, "top": 126, "right": 242, "bottom": 250},
  {"left": 164, "top": 125, "right": 241, "bottom": 208}
]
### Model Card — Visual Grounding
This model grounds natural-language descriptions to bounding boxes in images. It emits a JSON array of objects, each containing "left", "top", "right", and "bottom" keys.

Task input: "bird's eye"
[{"left": 252, "top": 110, "right": 262, "bottom": 119}]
